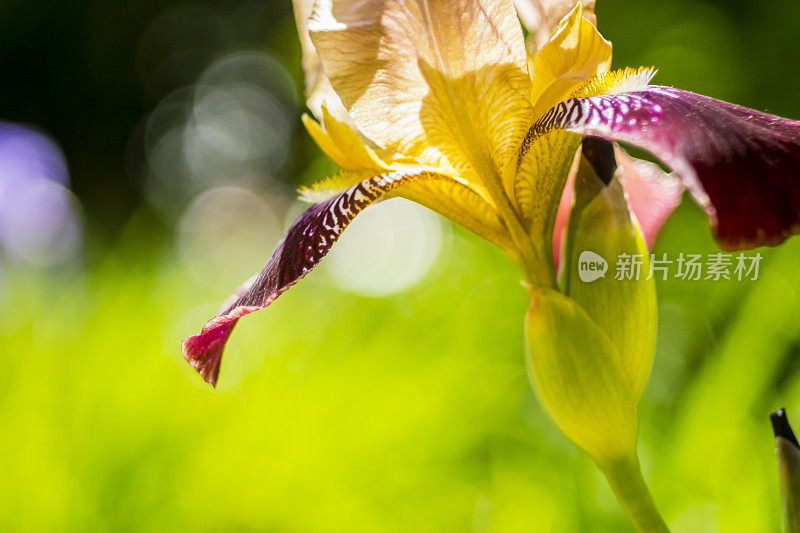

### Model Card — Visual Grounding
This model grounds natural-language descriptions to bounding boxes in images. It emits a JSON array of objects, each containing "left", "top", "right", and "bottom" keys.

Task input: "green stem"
[{"left": 598, "top": 455, "right": 670, "bottom": 533}]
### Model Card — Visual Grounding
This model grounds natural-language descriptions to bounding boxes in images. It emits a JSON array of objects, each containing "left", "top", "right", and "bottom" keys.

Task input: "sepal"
[{"left": 525, "top": 287, "right": 638, "bottom": 462}]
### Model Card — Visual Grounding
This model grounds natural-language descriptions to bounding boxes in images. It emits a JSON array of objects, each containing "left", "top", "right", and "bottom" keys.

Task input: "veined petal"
[
  {"left": 182, "top": 170, "right": 449, "bottom": 386},
  {"left": 515, "top": 128, "right": 581, "bottom": 263},
  {"left": 534, "top": 85, "right": 800, "bottom": 249},
  {"left": 300, "top": 85, "right": 515, "bottom": 251},
  {"left": 299, "top": 170, "right": 514, "bottom": 251},
  {"left": 514, "top": 0, "right": 596, "bottom": 53},
  {"left": 308, "top": 0, "right": 533, "bottom": 191},
  {"left": 529, "top": 2, "right": 611, "bottom": 121}
]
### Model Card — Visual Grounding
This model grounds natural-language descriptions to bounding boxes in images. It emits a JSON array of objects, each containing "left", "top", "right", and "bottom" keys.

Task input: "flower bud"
[
  {"left": 561, "top": 150, "right": 657, "bottom": 400},
  {"left": 526, "top": 287, "right": 638, "bottom": 461},
  {"left": 772, "top": 408, "right": 800, "bottom": 532},
  {"left": 525, "top": 145, "right": 657, "bottom": 463}
]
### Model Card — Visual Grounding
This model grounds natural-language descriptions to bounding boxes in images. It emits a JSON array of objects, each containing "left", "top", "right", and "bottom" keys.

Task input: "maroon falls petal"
[
  {"left": 534, "top": 86, "right": 800, "bottom": 249},
  {"left": 182, "top": 170, "right": 446, "bottom": 387}
]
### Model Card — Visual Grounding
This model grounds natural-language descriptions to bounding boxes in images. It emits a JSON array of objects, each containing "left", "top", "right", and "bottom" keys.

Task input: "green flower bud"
[
  {"left": 772, "top": 408, "right": 800, "bottom": 532},
  {"left": 562, "top": 153, "right": 658, "bottom": 401},
  {"left": 525, "top": 286, "right": 638, "bottom": 462},
  {"left": 526, "top": 151, "right": 656, "bottom": 463},
  {"left": 525, "top": 148, "right": 669, "bottom": 532}
]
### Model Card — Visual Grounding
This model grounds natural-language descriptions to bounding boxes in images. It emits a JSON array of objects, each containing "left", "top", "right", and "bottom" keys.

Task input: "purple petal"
[
  {"left": 537, "top": 86, "right": 800, "bottom": 249},
  {"left": 182, "top": 170, "right": 439, "bottom": 386}
]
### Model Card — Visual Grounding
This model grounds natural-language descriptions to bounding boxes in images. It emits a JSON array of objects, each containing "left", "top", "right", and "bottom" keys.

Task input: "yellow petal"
[
  {"left": 302, "top": 105, "right": 390, "bottom": 171},
  {"left": 529, "top": 2, "right": 612, "bottom": 120},
  {"left": 514, "top": 129, "right": 581, "bottom": 262},
  {"left": 397, "top": 179, "right": 515, "bottom": 251},
  {"left": 308, "top": 0, "right": 533, "bottom": 195},
  {"left": 299, "top": 170, "right": 514, "bottom": 251},
  {"left": 292, "top": 0, "right": 351, "bottom": 121},
  {"left": 291, "top": 0, "right": 320, "bottom": 99},
  {"left": 514, "top": 0, "right": 596, "bottom": 53}
]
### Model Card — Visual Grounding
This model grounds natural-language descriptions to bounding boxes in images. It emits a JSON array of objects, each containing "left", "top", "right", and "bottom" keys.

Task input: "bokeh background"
[{"left": 2, "top": 0, "right": 800, "bottom": 530}]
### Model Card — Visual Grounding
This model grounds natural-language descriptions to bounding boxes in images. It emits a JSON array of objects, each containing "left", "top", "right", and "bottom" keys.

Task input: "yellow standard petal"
[
  {"left": 529, "top": 2, "right": 612, "bottom": 120},
  {"left": 308, "top": 0, "right": 533, "bottom": 195},
  {"left": 292, "top": 0, "right": 351, "bottom": 121},
  {"left": 514, "top": 0, "right": 596, "bottom": 53}
]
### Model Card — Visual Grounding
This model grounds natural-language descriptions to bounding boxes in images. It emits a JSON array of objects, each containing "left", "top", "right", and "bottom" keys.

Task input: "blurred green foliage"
[{"left": 2, "top": 0, "right": 800, "bottom": 531}]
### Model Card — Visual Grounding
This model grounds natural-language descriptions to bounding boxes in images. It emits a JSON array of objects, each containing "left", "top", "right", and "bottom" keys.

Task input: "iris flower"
[
  {"left": 182, "top": 0, "right": 800, "bottom": 528},
  {"left": 181, "top": 0, "right": 800, "bottom": 389}
]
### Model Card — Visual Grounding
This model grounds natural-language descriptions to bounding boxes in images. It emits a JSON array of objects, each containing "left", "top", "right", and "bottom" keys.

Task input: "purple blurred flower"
[{"left": 0, "top": 123, "right": 81, "bottom": 266}]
